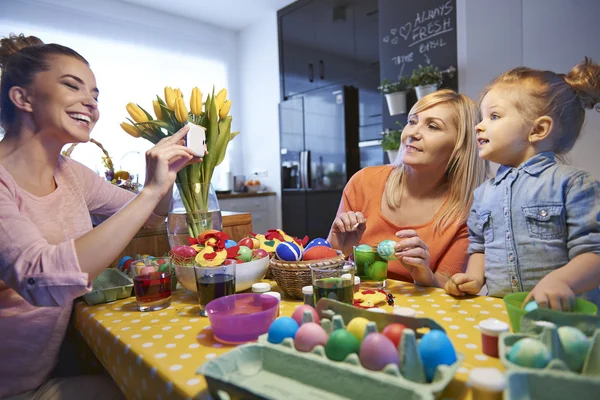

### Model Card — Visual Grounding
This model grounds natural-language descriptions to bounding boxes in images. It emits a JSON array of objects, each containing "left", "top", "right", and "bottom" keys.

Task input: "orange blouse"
[{"left": 340, "top": 165, "right": 469, "bottom": 282}]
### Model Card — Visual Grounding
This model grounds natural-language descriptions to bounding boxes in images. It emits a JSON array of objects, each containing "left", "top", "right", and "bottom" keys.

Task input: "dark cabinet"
[{"left": 279, "top": 0, "right": 378, "bottom": 99}]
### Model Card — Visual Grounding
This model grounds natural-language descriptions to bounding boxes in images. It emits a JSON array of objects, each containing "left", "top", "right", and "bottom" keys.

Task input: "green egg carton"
[
  {"left": 197, "top": 299, "right": 463, "bottom": 399},
  {"left": 82, "top": 268, "right": 134, "bottom": 305},
  {"left": 499, "top": 309, "right": 600, "bottom": 379},
  {"left": 505, "top": 369, "right": 600, "bottom": 400}
]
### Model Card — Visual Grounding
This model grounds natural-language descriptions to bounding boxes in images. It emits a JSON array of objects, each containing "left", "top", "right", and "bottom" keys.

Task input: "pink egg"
[
  {"left": 139, "top": 266, "right": 156, "bottom": 275},
  {"left": 359, "top": 333, "right": 399, "bottom": 371},
  {"left": 291, "top": 305, "right": 320, "bottom": 326},
  {"left": 294, "top": 322, "right": 329, "bottom": 352}
]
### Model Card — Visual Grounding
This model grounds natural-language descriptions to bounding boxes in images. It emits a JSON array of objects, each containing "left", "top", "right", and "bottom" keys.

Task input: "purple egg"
[{"left": 359, "top": 333, "right": 399, "bottom": 371}]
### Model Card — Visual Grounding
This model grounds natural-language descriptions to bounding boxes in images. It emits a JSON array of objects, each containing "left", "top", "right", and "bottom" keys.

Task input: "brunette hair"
[
  {"left": 385, "top": 89, "right": 488, "bottom": 231},
  {"left": 480, "top": 57, "right": 600, "bottom": 155},
  {"left": 0, "top": 33, "right": 89, "bottom": 128}
]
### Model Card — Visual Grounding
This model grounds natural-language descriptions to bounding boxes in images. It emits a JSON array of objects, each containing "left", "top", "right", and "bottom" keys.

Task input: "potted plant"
[
  {"left": 381, "top": 122, "right": 403, "bottom": 163},
  {"left": 379, "top": 76, "right": 410, "bottom": 115},
  {"left": 410, "top": 64, "right": 443, "bottom": 100}
]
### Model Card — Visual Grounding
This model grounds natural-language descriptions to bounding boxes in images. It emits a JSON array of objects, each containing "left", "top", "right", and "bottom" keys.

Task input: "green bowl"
[{"left": 503, "top": 292, "right": 598, "bottom": 332}]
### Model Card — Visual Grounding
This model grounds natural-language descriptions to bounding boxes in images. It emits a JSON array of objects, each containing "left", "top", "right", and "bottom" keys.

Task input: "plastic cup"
[
  {"left": 479, "top": 318, "right": 510, "bottom": 358},
  {"left": 194, "top": 261, "right": 236, "bottom": 317},
  {"left": 353, "top": 245, "right": 387, "bottom": 289},
  {"left": 310, "top": 261, "right": 355, "bottom": 305},
  {"left": 131, "top": 257, "right": 173, "bottom": 312},
  {"left": 468, "top": 367, "right": 506, "bottom": 400}
]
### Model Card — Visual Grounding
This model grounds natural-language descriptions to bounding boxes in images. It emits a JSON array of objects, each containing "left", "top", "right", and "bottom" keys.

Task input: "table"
[{"left": 73, "top": 280, "right": 510, "bottom": 400}]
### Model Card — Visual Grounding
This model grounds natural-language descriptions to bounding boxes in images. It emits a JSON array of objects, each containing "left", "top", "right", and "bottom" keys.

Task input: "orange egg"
[{"left": 302, "top": 245, "right": 338, "bottom": 261}]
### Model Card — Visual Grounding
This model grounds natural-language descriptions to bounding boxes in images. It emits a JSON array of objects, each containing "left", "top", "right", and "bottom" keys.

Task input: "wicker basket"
[{"left": 269, "top": 251, "right": 346, "bottom": 299}]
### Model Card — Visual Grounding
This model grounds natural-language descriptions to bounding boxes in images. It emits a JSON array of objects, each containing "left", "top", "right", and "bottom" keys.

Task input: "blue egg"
[
  {"left": 267, "top": 317, "right": 299, "bottom": 344},
  {"left": 418, "top": 330, "right": 457, "bottom": 382},
  {"left": 305, "top": 238, "right": 331, "bottom": 251},
  {"left": 524, "top": 301, "right": 539, "bottom": 312},
  {"left": 225, "top": 239, "right": 238, "bottom": 249},
  {"left": 118, "top": 256, "right": 132, "bottom": 268},
  {"left": 377, "top": 240, "right": 397, "bottom": 260},
  {"left": 275, "top": 242, "right": 302, "bottom": 261},
  {"left": 508, "top": 338, "right": 551, "bottom": 369}
]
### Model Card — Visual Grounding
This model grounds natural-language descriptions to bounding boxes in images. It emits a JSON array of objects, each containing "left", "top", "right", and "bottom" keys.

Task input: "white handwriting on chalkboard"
[
  {"left": 391, "top": 52, "right": 414, "bottom": 65},
  {"left": 419, "top": 37, "right": 446, "bottom": 53},
  {"left": 410, "top": 18, "right": 452, "bottom": 46},
  {"left": 414, "top": 0, "right": 453, "bottom": 26}
]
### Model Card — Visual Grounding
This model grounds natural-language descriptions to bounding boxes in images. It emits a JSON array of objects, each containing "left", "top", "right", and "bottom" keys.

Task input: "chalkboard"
[{"left": 378, "top": 0, "right": 458, "bottom": 129}]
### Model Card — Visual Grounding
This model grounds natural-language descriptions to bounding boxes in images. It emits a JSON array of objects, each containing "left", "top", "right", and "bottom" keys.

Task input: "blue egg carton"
[
  {"left": 197, "top": 299, "right": 463, "bottom": 399},
  {"left": 499, "top": 309, "right": 600, "bottom": 378}
]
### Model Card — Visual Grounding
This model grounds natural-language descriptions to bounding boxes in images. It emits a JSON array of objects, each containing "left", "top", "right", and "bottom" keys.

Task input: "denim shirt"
[{"left": 468, "top": 152, "right": 600, "bottom": 306}]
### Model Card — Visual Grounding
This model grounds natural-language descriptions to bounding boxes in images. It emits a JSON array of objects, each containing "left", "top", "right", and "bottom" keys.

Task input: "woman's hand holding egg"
[{"left": 394, "top": 230, "right": 430, "bottom": 273}]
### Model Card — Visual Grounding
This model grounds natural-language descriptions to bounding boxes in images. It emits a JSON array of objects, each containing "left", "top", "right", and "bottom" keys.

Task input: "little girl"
[{"left": 445, "top": 58, "right": 600, "bottom": 311}]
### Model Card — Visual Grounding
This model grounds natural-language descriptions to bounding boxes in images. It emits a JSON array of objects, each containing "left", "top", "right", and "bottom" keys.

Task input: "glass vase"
[{"left": 167, "top": 182, "right": 222, "bottom": 248}]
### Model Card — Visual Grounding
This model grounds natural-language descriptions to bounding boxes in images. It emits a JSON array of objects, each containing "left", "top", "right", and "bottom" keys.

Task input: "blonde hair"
[
  {"left": 480, "top": 57, "right": 600, "bottom": 155},
  {"left": 385, "top": 89, "right": 487, "bottom": 232}
]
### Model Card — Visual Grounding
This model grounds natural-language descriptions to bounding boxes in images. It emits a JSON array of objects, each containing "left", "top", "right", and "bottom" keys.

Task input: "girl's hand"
[
  {"left": 444, "top": 273, "right": 483, "bottom": 296},
  {"left": 524, "top": 276, "right": 576, "bottom": 311},
  {"left": 394, "top": 230, "right": 430, "bottom": 273},
  {"left": 331, "top": 211, "right": 367, "bottom": 235},
  {"left": 143, "top": 125, "right": 202, "bottom": 199}
]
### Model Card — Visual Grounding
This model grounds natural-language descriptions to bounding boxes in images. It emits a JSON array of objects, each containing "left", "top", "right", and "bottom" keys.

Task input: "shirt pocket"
[
  {"left": 522, "top": 204, "right": 565, "bottom": 240},
  {"left": 476, "top": 211, "right": 494, "bottom": 244}
]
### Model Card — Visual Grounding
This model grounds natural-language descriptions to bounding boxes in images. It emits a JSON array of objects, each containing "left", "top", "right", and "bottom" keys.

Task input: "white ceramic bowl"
[{"left": 174, "top": 255, "right": 270, "bottom": 293}]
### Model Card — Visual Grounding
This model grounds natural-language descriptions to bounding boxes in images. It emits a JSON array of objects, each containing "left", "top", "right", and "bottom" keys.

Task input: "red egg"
[
  {"left": 302, "top": 245, "right": 338, "bottom": 261},
  {"left": 253, "top": 248, "right": 269, "bottom": 259},
  {"left": 291, "top": 305, "right": 320, "bottom": 326},
  {"left": 382, "top": 323, "right": 407, "bottom": 348},
  {"left": 169, "top": 245, "right": 197, "bottom": 263},
  {"left": 238, "top": 237, "right": 255, "bottom": 249},
  {"left": 122, "top": 258, "right": 135, "bottom": 273}
]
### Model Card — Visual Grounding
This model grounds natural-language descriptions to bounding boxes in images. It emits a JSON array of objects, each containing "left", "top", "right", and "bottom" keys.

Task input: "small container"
[
  {"left": 302, "top": 285, "right": 315, "bottom": 308},
  {"left": 367, "top": 307, "right": 387, "bottom": 313},
  {"left": 392, "top": 307, "right": 416, "bottom": 318},
  {"left": 262, "top": 291, "right": 281, "bottom": 316},
  {"left": 479, "top": 318, "right": 510, "bottom": 358},
  {"left": 252, "top": 282, "right": 271, "bottom": 293},
  {"left": 468, "top": 368, "right": 506, "bottom": 400},
  {"left": 353, "top": 276, "right": 361, "bottom": 293}
]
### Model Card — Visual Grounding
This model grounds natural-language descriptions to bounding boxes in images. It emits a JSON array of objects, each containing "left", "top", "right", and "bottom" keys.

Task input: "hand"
[
  {"left": 444, "top": 273, "right": 484, "bottom": 296},
  {"left": 394, "top": 230, "right": 430, "bottom": 273},
  {"left": 331, "top": 211, "right": 367, "bottom": 235},
  {"left": 524, "top": 275, "right": 576, "bottom": 311},
  {"left": 143, "top": 125, "right": 202, "bottom": 199}
]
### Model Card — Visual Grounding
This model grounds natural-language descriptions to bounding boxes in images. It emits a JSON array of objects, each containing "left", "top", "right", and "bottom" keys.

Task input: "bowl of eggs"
[{"left": 503, "top": 292, "right": 598, "bottom": 332}]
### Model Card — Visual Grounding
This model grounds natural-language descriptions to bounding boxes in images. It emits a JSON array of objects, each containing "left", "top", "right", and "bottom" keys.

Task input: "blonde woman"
[{"left": 328, "top": 89, "right": 487, "bottom": 287}]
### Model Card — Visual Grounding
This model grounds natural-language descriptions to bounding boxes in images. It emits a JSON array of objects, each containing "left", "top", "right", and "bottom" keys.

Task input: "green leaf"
[{"left": 214, "top": 116, "right": 232, "bottom": 167}]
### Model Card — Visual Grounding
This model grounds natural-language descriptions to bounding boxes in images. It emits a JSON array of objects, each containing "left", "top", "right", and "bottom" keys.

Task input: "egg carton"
[
  {"left": 505, "top": 370, "right": 600, "bottom": 400},
  {"left": 197, "top": 299, "right": 463, "bottom": 400},
  {"left": 81, "top": 268, "right": 133, "bottom": 305},
  {"left": 499, "top": 308, "right": 600, "bottom": 379}
]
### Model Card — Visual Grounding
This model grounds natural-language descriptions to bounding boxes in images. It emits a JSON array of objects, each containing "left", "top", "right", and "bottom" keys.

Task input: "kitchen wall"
[
  {"left": 457, "top": 0, "right": 600, "bottom": 178},
  {"left": 237, "top": 15, "right": 283, "bottom": 227},
  {"left": 0, "top": 0, "right": 242, "bottom": 182}
]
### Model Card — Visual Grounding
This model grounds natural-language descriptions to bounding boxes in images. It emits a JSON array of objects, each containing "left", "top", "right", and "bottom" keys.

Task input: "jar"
[
  {"left": 478, "top": 318, "right": 509, "bottom": 358},
  {"left": 252, "top": 282, "right": 271, "bottom": 293},
  {"left": 262, "top": 291, "right": 281, "bottom": 317},
  {"left": 468, "top": 368, "right": 506, "bottom": 400},
  {"left": 302, "top": 285, "right": 315, "bottom": 307},
  {"left": 353, "top": 276, "right": 361, "bottom": 293}
]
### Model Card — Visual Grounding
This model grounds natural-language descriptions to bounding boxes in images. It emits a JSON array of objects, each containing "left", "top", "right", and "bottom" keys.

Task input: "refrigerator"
[{"left": 280, "top": 85, "right": 360, "bottom": 240}]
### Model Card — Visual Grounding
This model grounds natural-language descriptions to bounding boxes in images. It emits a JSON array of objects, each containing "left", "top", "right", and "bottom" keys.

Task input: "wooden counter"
[{"left": 110, "top": 211, "right": 252, "bottom": 267}]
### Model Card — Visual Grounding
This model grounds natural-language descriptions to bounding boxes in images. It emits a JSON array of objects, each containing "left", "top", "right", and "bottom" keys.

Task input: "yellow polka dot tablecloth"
[{"left": 73, "top": 280, "right": 509, "bottom": 400}]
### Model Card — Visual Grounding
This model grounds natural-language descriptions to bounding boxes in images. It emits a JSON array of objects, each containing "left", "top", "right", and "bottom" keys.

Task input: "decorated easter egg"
[
  {"left": 418, "top": 330, "right": 458, "bottom": 382},
  {"left": 305, "top": 238, "right": 331, "bottom": 251},
  {"left": 366, "top": 261, "right": 388, "bottom": 281},
  {"left": 225, "top": 239, "right": 238, "bottom": 249},
  {"left": 524, "top": 301, "right": 539, "bottom": 312},
  {"left": 267, "top": 317, "right": 299, "bottom": 344},
  {"left": 557, "top": 326, "right": 591, "bottom": 372},
  {"left": 360, "top": 333, "right": 400, "bottom": 371},
  {"left": 169, "top": 245, "right": 197, "bottom": 264},
  {"left": 291, "top": 305, "right": 320, "bottom": 326},
  {"left": 294, "top": 322, "right": 329, "bottom": 352},
  {"left": 377, "top": 240, "right": 397, "bottom": 260},
  {"left": 118, "top": 256, "right": 132, "bottom": 268},
  {"left": 346, "top": 317, "right": 371, "bottom": 342},
  {"left": 303, "top": 245, "right": 338, "bottom": 261},
  {"left": 239, "top": 237, "right": 260, "bottom": 250},
  {"left": 508, "top": 338, "right": 551, "bottom": 369},
  {"left": 382, "top": 323, "right": 407, "bottom": 348},
  {"left": 236, "top": 246, "right": 253, "bottom": 262},
  {"left": 252, "top": 248, "right": 269, "bottom": 260},
  {"left": 325, "top": 329, "right": 360, "bottom": 362},
  {"left": 275, "top": 242, "right": 302, "bottom": 261}
]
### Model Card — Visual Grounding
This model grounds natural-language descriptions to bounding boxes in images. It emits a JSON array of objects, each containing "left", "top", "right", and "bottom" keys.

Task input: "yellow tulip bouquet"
[{"left": 121, "top": 86, "right": 238, "bottom": 238}]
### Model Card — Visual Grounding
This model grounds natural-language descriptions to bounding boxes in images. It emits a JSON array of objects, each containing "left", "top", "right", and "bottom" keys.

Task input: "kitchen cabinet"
[{"left": 218, "top": 193, "right": 277, "bottom": 235}]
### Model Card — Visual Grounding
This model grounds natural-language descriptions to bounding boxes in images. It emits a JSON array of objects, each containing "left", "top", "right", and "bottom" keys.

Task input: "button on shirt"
[{"left": 468, "top": 152, "right": 600, "bottom": 306}]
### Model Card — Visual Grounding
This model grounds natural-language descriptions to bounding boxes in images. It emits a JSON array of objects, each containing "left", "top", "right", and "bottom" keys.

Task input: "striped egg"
[
  {"left": 276, "top": 242, "right": 302, "bottom": 261},
  {"left": 377, "top": 240, "right": 397, "bottom": 260}
]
